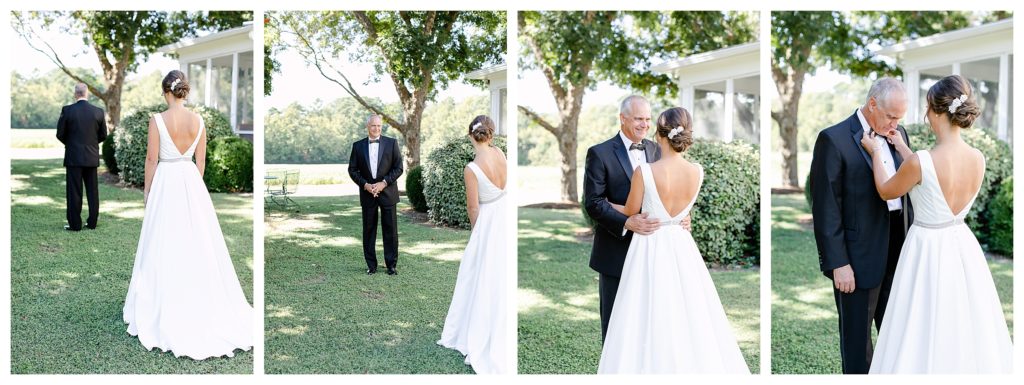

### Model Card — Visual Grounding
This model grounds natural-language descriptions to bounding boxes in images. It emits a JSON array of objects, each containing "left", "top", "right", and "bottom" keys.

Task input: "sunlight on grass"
[
  {"left": 276, "top": 325, "right": 309, "bottom": 336},
  {"left": 13, "top": 194, "right": 61, "bottom": 206}
]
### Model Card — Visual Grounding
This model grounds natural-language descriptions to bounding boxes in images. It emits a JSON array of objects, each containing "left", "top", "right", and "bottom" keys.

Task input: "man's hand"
[
  {"left": 364, "top": 183, "right": 375, "bottom": 194},
  {"left": 680, "top": 214, "right": 692, "bottom": 231},
  {"left": 833, "top": 264, "right": 856, "bottom": 294},
  {"left": 624, "top": 213, "right": 660, "bottom": 235}
]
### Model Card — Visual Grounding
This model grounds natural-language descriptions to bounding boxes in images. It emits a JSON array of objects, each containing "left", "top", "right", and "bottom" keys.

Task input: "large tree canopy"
[
  {"left": 12, "top": 11, "right": 252, "bottom": 132},
  {"left": 770, "top": 11, "right": 1009, "bottom": 188},
  {"left": 519, "top": 11, "right": 758, "bottom": 202},
  {"left": 267, "top": 11, "right": 506, "bottom": 169}
]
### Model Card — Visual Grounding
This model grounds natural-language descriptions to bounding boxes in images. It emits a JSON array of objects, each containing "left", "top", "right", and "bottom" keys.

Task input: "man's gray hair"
[
  {"left": 620, "top": 95, "right": 649, "bottom": 116},
  {"left": 365, "top": 113, "right": 382, "bottom": 126},
  {"left": 866, "top": 77, "right": 906, "bottom": 108},
  {"left": 73, "top": 83, "right": 88, "bottom": 99}
]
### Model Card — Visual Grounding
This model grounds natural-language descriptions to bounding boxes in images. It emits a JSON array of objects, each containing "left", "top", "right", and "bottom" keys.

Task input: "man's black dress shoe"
[
  {"left": 64, "top": 225, "right": 80, "bottom": 232},
  {"left": 367, "top": 268, "right": 377, "bottom": 275},
  {"left": 387, "top": 267, "right": 397, "bottom": 275}
]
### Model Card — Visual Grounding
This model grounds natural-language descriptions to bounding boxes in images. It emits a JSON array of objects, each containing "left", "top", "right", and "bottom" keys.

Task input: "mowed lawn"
[
  {"left": 770, "top": 193, "right": 1013, "bottom": 374},
  {"left": 10, "top": 159, "right": 254, "bottom": 374},
  {"left": 517, "top": 207, "right": 761, "bottom": 374},
  {"left": 264, "top": 196, "right": 474, "bottom": 374}
]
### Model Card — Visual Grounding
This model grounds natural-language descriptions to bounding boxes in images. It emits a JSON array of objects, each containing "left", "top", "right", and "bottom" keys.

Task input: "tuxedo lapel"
[
  {"left": 376, "top": 137, "right": 386, "bottom": 172},
  {"left": 643, "top": 139, "right": 660, "bottom": 163},
  {"left": 362, "top": 139, "right": 372, "bottom": 176},
  {"left": 612, "top": 137, "right": 634, "bottom": 180},
  {"left": 849, "top": 115, "right": 873, "bottom": 170}
]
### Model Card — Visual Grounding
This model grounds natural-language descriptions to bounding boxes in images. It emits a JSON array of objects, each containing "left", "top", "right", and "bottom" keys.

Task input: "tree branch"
[
  {"left": 12, "top": 13, "right": 105, "bottom": 98},
  {"left": 518, "top": 105, "right": 560, "bottom": 136}
]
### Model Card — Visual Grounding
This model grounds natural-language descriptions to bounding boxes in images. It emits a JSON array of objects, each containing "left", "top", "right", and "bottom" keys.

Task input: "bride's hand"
[
  {"left": 606, "top": 199, "right": 625, "bottom": 213},
  {"left": 884, "top": 129, "right": 908, "bottom": 152},
  {"left": 860, "top": 131, "right": 879, "bottom": 156}
]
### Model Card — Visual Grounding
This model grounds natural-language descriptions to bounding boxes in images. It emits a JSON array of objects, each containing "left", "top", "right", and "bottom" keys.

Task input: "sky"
[{"left": 264, "top": 35, "right": 495, "bottom": 110}]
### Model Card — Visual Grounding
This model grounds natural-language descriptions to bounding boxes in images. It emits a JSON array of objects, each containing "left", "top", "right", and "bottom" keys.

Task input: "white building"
[
  {"left": 159, "top": 23, "right": 254, "bottom": 139},
  {"left": 876, "top": 18, "right": 1013, "bottom": 142},
  {"left": 652, "top": 42, "right": 760, "bottom": 144},
  {"left": 465, "top": 63, "right": 508, "bottom": 135}
]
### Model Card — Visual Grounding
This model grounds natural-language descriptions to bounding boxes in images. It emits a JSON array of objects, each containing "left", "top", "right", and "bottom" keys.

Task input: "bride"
[
  {"left": 598, "top": 107, "right": 749, "bottom": 374},
  {"left": 122, "top": 70, "right": 253, "bottom": 360},
  {"left": 437, "top": 115, "right": 508, "bottom": 374},
  {"left": 862, "top": 74, "right": 1012, "bottom": 373}
]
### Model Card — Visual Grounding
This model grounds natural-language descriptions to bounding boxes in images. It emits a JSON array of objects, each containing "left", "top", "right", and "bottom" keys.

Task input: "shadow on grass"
[
  {"left": 10, "top": 159, "right": 253, "bottom": 374},
  {"left": 264, "top": 196, "right": 474, "bottom": 374},
  {"left": 518, "top": 208, "right": 760, "bottom": 374},
  {"left": 770, "top": 194, "right": 1013, "bottom": 374}
]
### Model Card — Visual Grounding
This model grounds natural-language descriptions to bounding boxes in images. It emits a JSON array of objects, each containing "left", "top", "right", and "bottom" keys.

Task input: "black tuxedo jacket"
[
  {"left": 56, "top": 100, "right": 107, "bottom": 168},
  {"left": 810, "top": 112, "right": 914, "bottom": 289},
  {"left": 348, "top": 136, "right": 403, "bottom": 207},
  {"left": 584, "top": 134, "right": 661, "bottom": 278}
]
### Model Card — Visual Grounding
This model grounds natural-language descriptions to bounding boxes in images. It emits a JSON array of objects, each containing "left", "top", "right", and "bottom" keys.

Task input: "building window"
[
  {"left": 236, "top": 51, "right": 254, "bottom": 133},
  {"left": 960, "top": 57, "right": 1000, "bottom": 132},
  {"left": 694, "top": 89, "right": 724, "bottom": 140},
  {"left": 733, "top": 92, "right": 759, "bottom": 144},
  {"left": 210, "top": 55, "right": 234, "bottom": 120},
  {"left": 918, "top": 65, "right": 952, "bottom": 124},
  {"left": 187, "top": 61, "right": 206, "bottom": 106}
]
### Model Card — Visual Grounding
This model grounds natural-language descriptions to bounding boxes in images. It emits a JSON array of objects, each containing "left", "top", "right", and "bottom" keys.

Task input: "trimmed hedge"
[
  {"left": 423, "top": 136, "right": 507, "bottom": 229},
  {"left": 406, "top": 165, "right": 428, "bottom": 213},
  {"left": 115, "top": 104, "right": 233, "bottom": 187},
  {"left": 204, "top": 136, "right": 254, "bottom": 193},
  {"left": 904, "top": 123, "right": 1012, "bottom": 247},
  {"left": 988, "top": 177, "right": 1012, "bottom": 257},
  {"left": 102, "top": 131, "right": 118, "bottom": 174},
  {"left": 580, "top": 139, "right": 760, "bottom": 267}
]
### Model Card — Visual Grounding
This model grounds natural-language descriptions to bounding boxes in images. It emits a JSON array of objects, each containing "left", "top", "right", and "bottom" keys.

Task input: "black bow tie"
[
  {"left": 629, "top": 142, "right": 645, "bottom": 151},
  {"left": 369, "top": 139, "right": 380, "bottom": 144}
]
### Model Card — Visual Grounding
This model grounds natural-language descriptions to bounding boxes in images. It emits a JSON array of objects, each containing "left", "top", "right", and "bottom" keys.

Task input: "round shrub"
[
  {"left": 804, "top": 172, "right": 813, "bottom": 210},
  {"left": 115, "top": 104, "right": 234, "bottom": 187},
  {"left": 904, "top": 123, "right": 1012, "bottom": 244},
  {"left": 577, "top": 139, "right": 760, "bottom": 266},
  {"left": 204, "top": 136, "right": 254, "bottom": 193},
  {"left": 102, "top": 130, "right": 118, "bottom": 174},
  {"left": 406, "top": 165, "right": 428, "bottom": 213},
  {"left": 423, "top": 136, "right": 507, "bottom": 229},
  {"left": 987, "top": 177, "right": 1012, "bottom": 257}
]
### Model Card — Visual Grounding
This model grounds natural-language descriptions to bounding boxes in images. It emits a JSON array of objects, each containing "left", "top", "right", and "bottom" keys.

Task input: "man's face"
[
  {"left": 366, "top": 117, "right": 383, "bottom": 139},
  {"left": 867, "top": 95, "right": 907, "bottom": 134},
  {"left": 619, "top": 101, "right": 652, "bottom": 143}
]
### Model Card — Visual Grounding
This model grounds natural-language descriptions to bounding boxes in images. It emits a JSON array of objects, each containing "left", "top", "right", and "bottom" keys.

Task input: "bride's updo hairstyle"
[
  {"left": 656, "top": 107, "right": 694, "bottom": 153},
  {"left": 469, "top": 115, "right": 495, "bottom": 143},
  {"left": 162, "top": 70, "right": 191, "bottom": 100},
  {"left": 926, "top": 74, "right": 980, "bottom": 129}
]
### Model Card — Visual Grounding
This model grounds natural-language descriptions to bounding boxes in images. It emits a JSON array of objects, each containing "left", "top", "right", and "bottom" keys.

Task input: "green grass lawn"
[
  {"left": 10, "top": 128, "right": 63, "bottom": 149},
  {"left": 517, "top": 207, "right": 760, "bottom": 374},
  {"left": 264, "top": 163, "right": 408, "bottom": 187},
  {"left": 770, "top": 193, "right": 1013, "bottom": 374},
  {"left": 9, "top": 159, "right": 254, "bottom": 374},
  {"left": 264, "top": 196, "right": 474, "bottom": 374}
]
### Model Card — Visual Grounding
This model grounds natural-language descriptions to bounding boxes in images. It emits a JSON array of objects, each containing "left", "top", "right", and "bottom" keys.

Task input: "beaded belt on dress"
[
  {"left": 913, "top": 217, "right": 966, "bottom": 229},
  {"left": 479, "top": 190, "right": 506, "bottom": 204},
  {"left": 160, "top": 157, "right": 192, "bottom": 163},
  {"left": 659, "top": 218, "right": 690, "bottom": 231}
]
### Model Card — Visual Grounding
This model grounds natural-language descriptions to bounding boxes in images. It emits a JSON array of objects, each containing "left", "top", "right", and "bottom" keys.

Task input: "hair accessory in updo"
[
  {"left": 170, "top": 78, "right": 181, "bottom": 91},
  {"left": 947, "top": 94, "right": 967, "bottom": 114},
  {"left": 667, "top": 126, "right": 684, "bottom": 139},
  {"left": 472, "top": 122, "right": 483, "bottom": 132}
]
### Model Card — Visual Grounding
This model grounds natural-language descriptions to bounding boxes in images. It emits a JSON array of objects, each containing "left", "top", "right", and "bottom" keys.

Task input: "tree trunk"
[
  {"left": 101, "top": 83, "right": 123, "bottom": 131},
  {"left": 556, "top": 129, "right": 578, "bottom": 203},
  {"left": 772, "top": 67, "right": 805, "bottom": 188},
  {"left": 401, "top": 112, "right": 422, "bottom": 170}
]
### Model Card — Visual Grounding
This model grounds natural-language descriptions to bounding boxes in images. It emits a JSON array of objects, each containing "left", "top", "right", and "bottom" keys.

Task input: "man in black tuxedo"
[
  {"left": 348, "top": 114, "right": 404, "bottom": 275},
  {"left": 583, "top": 95, "right": 690, "bottom": 341},
  {"left": 56, "top": 83, "right": 107, "bottom": 231},
  {"left": 810, "top": 77, "right": 914, "bottom": 374}
]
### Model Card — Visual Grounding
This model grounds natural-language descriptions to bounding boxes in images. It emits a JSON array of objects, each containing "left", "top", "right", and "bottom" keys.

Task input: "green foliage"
[
  {"left": 406, "top": 166, "right": 428, "bottom": 213},
  {"left": 423, "top": 137, "right": 507, "bottom": 229},
  {"left": 988, "top": 177, "right": 1013, "bottom": 257},
  {"left": 265, "top": 96, "right": 488, "bottom": 164},
  {"left": 685, "top": 140, "right": 761, "bottom": 266},
  {"left": 102, "top": 130, "right": 118, "bottom": 173},
  {"left": 904, "top": 123, "right": 1012, "bottom": 247},
  {"left": 9, "top": 69, "right": 100, "bottom": 128},
  {"left": 115, "top": 104, "right": 234, "bottom": 187},
  {"left": 804, "top": 172, "right": 813, "bottom": 209},
  {"left": 204, "top": 136, "right": 254, "bottom": 193}
]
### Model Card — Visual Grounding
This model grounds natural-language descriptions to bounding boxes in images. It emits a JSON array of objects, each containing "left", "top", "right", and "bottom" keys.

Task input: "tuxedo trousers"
[
  {"left": 361, "top": 199, "right": 398, "bottom": 270},
  {"left": 66, "top": 166, "right": 99, "bottom": 230}
]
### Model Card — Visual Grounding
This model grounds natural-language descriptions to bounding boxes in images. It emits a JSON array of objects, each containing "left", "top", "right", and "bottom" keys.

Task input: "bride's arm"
[
  {"left": 143, "top": 117, "right": 159, "bottom": 204},
  {"left": 465, "top": 166, "right": 480, "bottom": 229},
  {"left": 194, "top": 121, "right": 208, "bottom": 178},
  {"left": 610, "top": 169, "right": 644, "bottom": 217},
  {"left": 861, "top": 134, "right": 921, "bottom": 200}
]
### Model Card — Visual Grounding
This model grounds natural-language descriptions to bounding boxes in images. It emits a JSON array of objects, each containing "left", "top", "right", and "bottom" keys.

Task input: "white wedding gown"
[
  {"left": 598, "top": 163, "right": 749, "bottom": 374},
  {"left": 123, "top": 113, "right": 253, "bottom": 360},
  {"left": 870, "top": 151, "right": 1012, "bottom": 374},
  {"left": 437, "top": 162, "right": 507, "bottom": 374}
]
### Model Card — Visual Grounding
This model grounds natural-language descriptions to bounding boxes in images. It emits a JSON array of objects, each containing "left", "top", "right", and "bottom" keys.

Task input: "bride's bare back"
[
  {"left": 159, "top": 109, "right": 204, "bottom": 155},
  {"left": 928, "top": 144, "right": 985, "bottom": 215},
  {"left": 473, "top": 146, "right": 507, "bottom": 189},
  {"left": 649, "top": 158, "right": 701, "bottom": 217}
]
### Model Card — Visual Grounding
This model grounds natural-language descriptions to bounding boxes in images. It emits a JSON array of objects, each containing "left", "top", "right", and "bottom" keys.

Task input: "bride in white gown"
[
  {"left": 598, "top": 107, "right": 749, "bottom": 374},
  {"left": 123, "top": 70, "right": 253, "bottom": 360},
  {"left": 862, "top": 75, "right": 1012, "bottom": 373},
  {"left": 437, "top": 115, "right": 508, "bottom": 374}
]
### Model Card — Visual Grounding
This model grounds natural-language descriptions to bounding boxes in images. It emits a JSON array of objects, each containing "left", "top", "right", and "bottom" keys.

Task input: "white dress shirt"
[
  {"left": 856, "top": 109, "right": 902, "bottom": 211},
  {"left": 368, "top": 136, "right": 380, "bottom": 179},
  {"left": 619, "top": 131, "right": 646, "bottom": 171}
]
